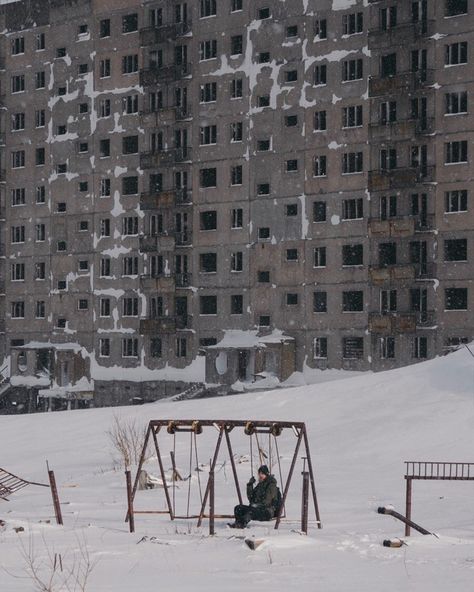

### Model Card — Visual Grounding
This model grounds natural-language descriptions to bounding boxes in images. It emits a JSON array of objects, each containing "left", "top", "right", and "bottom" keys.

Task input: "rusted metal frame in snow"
[
  {"left": 127, "top": 420, "right": 321, "bottom": 533},
  {"left": 0, "top": 466, "right": 63, "bottom": 525},
  {"left": 404, "top": 461, "right": 474, "bottom": 536}
]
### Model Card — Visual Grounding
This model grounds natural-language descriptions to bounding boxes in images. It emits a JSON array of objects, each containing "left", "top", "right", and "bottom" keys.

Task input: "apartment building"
[{"left": 0, "top": 0, "right": 472, "bottom": 411}]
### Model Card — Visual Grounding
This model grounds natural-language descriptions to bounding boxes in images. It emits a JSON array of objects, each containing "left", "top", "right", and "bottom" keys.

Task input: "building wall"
[{"left": 0, "top": 0, "right": 472, "bottom": 396}]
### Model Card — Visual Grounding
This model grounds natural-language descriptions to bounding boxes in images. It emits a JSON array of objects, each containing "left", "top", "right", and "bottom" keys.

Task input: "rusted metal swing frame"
[
  {"left": 126, "top": 419, "right": 322, "bottom": 532},
  {"left": 404, "top": 461, "right": 474, "bottom": 536}
]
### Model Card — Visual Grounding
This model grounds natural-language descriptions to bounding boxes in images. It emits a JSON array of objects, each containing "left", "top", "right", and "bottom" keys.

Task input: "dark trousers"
[{"left": 234, "top": 504, "right": 273, "bottom": 527}]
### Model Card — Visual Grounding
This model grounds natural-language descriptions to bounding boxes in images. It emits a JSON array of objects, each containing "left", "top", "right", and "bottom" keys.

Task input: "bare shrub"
[
  {"left": 8, "top": 533, "right": 95, "bottom": 592},
  {"left": 107, "top": 415, "right": 148, "bottom": 469}
]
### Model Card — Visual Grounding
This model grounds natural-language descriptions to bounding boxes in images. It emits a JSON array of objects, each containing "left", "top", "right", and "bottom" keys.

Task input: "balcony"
[
  {"left": 415, "top": 214, "right": 435, "bottom": 232},
  {"left": 140, "top": 20, "right": 192, "bottom": 45},
  {"left": 140, "top": 190, "right": 176, "bottom": 210},
  {"left": 140, "top": 317, "right": 176, "bottom": 334},
  {"left": 369, "top": 312, "right": 416, "bottom": 334},
  {"left": 175, "top": 230, "right": 192, "bottom": 246},
  {"left": 174, "top": 104, "right": 192, "bottom": 120},
  {"left": 140, "top": 147, "right": 192, "bottom": 169},
  {"left": 175, "top": 272, "right": 192, "bottom": 287},
  {"left": 415, "top": 310, "right": 436, "bottom": 327},
  {"left": 368, "top": 20, "right": 435, "bottom": 49},
  {"left": 140, "top": 273, "right": 175, "bottom": 291},
  {"left": 176, "top": 314, "right": 192, "bottom": 330},
  {"left": 369, "top": 265, "right": 416, "bottom": 285},
  {"left": 369, "top": 217, "right": 415, "bottom": 238},
  {"left": 414, "top": 262, "right": 436, "bottom": 279},
  {"left": 369, "top": 117, "right": 435, "bottom": 141},
  {"left": 140, "top": 62, "right": 190, "bottom": 85},
  {"left": 139, "top": 235, "right": 158, "bottom": 252},
  {"left": 368, "top": 166, "right": 435, "bottom": 192},
  {"left": 175, "top": 188, "right": 192, "bottom": 204},
  {"left": 139, "top": 234, "right": 176, "bottom": 252},
  {"left": 369, "top": 70, "right": 434, "bottom": 98}
]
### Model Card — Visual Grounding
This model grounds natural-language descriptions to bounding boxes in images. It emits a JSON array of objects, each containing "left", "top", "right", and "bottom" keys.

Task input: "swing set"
[{"left": 125, "top": 419, "right": 322, "bottom": 533}]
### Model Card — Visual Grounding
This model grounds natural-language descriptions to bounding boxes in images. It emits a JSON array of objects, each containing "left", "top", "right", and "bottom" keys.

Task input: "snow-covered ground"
[{"left": 1, "top": 347, "right": 474, "bottom": 591}]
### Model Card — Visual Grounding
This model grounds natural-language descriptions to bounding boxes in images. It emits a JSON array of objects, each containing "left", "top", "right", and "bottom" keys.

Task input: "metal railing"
[{"left": 405, "top": 461, "right": 474, "bottom": 481}]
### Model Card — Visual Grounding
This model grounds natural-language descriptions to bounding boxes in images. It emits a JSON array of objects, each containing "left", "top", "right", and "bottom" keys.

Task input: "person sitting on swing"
[{"left": 229, "top": 465, "right": 280, "bottom": 528}]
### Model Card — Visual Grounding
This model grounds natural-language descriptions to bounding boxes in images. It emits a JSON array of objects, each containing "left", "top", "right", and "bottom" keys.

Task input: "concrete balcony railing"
[
  {"left": 140, "top": 317, "right": 176, "bottom": 334},
  {"left": 368, "top": 166, "right": 435, "bottom": 192},
  {"left": 140, "top": 147, "right": 192, "bottom": 169},
  {"left": 369, "top": 69, "right": 434, "bottom": 98},
  {"left": 139, "top": 234, "right": 158, "bottom": 252},
  {"left": 140, "top": 20, "right": 192, "bottom": 45},
  {"left": 369, "top": 310, "right": 436, "bottom": 334},
  {"left": 140, "top": 62, "right": 191, "bottom": 85},
  {"left": 139, "top": 314, "right": 192, "bottom": 334},
  {"left": 415, "top": 214, "right": 435, "bottom": 232},
  {"left": 369, "top": 217, "right": 415, "bottom": 238},
  {"left": 140, "top": 190, "right": 176, "bottom": 210},
  {"left": 414, "top": 262, "right": 437, "bottom": 279},
  {"left": 369, "top": 214, "right": 435, "bottom": 237},
  {"left": 369, "top": 264, "right": 416, "bottom": 285},
  {"left": 369, "top": 312, "right": 417, "bottom": 334},
  {"left": 368, "top": 20, "right": 435, "bottom": 48},
  {"left": 139, "top": 234, "right": 175, "bottom": 252},
  {"left": 369, "top": 117, "right": 435, "bottom": 140},
  {"left": 140, "top": 273, "right": 175, "bottom": 291}
]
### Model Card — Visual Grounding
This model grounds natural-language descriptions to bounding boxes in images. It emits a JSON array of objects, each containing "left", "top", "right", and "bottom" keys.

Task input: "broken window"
[
  {"left": 150, "top": 338, "right": 162, "bottom": 358},
  {"left": 313, "top": 292, "right": 327, "bottom": 313},
  {"left": 378, "top": 242, "right": 397, "bottom": 267},
  {"left": 445, "top": 287, "right": 468, "bottom": 310},
  {"left": 313, "top": 201, "right": 327, "bottom": 222},
  {"left": 122, "top": 13, "right": 138, "bottom": 33},
  {"left": 122, "top": 136, "right": 138, "bottom": 154},
  {"left": 200, "top": 210, "right": 217, "bottom": 230},
  {"left": 445, "top": 0, "right": 468, "bottom": 16},
  {"left": 342, "top": 244, "right": 363, "bottom": 266},
  {"left": 444, "top": 239, "right": 467, "bottom": 261},
  {"left": 342, "top": 291, "right": 364, "bottom": 312},
  {"left": 231, "top": 295, "right": 243, "bottom": 315},
  {"left": 200, "top": 168, "right": 217, "bottom": 188},
  {"left": 200, "top": 295, "right": 217, "bottom": 315},
  {"left": 381, "top": 53, "right": 397, "bottom": 78},
  {"left": 200, "top": 253, "right": 217, "bottom": 273}
]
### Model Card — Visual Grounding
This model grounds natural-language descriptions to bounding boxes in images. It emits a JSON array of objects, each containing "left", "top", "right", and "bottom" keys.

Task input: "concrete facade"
[{"left": 0, "top": 0, "right": 473, "bottom": 408}]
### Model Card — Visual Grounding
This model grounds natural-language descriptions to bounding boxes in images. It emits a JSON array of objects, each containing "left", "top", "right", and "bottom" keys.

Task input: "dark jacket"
[{"left": 247, "top": 475, "right": 278, "bottom": 512}]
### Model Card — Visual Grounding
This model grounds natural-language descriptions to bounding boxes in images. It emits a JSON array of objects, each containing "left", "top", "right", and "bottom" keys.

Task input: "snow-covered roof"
[
  {"left": 14, "top": 341, "right": 83, "bottom": 353},
  {"left": 206, "top": 330, "right": 294, "bottom": 350}
]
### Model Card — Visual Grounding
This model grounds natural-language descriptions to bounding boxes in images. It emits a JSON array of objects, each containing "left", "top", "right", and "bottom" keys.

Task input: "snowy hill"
[{"left": 1, "top": 347, "right": 474, "bottom": 591}]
